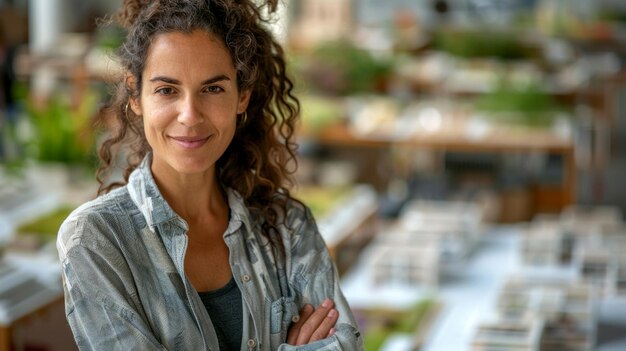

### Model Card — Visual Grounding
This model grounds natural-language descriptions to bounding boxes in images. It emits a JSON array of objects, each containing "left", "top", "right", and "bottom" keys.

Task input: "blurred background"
[{"left": 2, "top": 0, "right": 626, "bottom": 350}]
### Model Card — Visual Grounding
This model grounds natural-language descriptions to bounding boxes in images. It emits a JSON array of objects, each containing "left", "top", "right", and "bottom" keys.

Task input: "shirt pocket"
[{"left": 269, "top": 296, "right": 299, "bottom": 345}]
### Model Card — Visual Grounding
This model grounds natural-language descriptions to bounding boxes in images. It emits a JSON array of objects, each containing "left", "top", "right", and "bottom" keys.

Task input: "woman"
[{"left": 56, "top": 0, "right": 363, "bottom": 350}]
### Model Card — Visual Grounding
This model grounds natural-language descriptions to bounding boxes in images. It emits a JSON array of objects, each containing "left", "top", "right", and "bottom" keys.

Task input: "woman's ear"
[
  {"left": 130, "top": 98, "right": 142, "bottom": 116},
  {"left": 126, "top": 74, "right": 142, "bottom": 116},
  {"left": 237, "top": 88, "right": 251, "bottom": 114}
]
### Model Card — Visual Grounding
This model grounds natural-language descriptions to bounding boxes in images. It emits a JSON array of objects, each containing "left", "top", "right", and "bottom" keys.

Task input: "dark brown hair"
[{"left": 97, "top": 0, "right": 300, "bottom": 239}]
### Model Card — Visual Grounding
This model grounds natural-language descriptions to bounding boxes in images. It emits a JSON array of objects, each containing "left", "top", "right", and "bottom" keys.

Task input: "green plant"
[
  {"left": 299, "top": 95, "right": 344, "bottom": 134},
  {"left": 295, "top": 185, "right": 351, "bottom": 218},
  {"left": 396, "top": 299, "right": 435, "bottom": 333},
  {"left": 363, "top": 328, "right": 389, "bottom": 351},
  {"left": 474, "top": 82, "right": 568, "bottom": 127},
  {"left": 0, "top": 83, "right": 28, "bottom": 169},
  {"left": 433, "top": 28, "right": 529, "bottom": 60},
  {"left": 94, "top": 24, "right": 126, "bottom": 50},
  {"left": 597, "top": 11, "right": 626, "bottom": 23},
  {"left": 360, "top": 300, "right": 436, "bottom": 351},
  {"left": 17, "top": 206, "right": 74, "bottom": 243},
  {"left": 297, "top": 40, "right": 393, "bottom": 96},
  {"left": 25, "top": 91, "right": 99, "bottom": 167}
]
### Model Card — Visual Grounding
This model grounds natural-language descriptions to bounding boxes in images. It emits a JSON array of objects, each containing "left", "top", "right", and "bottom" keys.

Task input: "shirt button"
[
  {"left": 247, "top": 338, "right": 256, "bottom": 348},
  {"left": 292, "top": 315, "right": 300, "bottom": 323},
  {"left": 242, "top": 274, "right": 251, "bottom": 282}
]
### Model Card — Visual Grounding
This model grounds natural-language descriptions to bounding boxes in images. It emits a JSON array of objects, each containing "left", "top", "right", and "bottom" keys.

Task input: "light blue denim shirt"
[{"left": 57, "top": 156, "right": 363, "bottom": 351}]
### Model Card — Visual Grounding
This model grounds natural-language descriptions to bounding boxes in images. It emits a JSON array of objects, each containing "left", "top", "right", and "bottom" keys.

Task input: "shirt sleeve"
[
  {"left": 58, "top": 216, "right": 167, "bottom": 351},
  {"left": 278, "top": 204, "right": 364, "bottom": 351}
]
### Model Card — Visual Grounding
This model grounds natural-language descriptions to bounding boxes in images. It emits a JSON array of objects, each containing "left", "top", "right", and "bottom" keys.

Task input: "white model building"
[
  {"left": 521, "top": 205, "right": 626, "bottom": 298},
  {"left": 560, "top": 205, "right": 622, "bottom": 236},
  {"left": 399, "top": 199, "right": 484, "bottom": 264},
  {"left": 472, "top": 318, "right": 544, "bottom": 351},
  {"left": 366, "top": 199, "right": 484, "bottom": 287},
  {"left": 576, "top": 248, "right": 616, "bottom": 298},
  {"left": 473, "top": 277, "right": 596, "bottom": 351},
  {"left": 369, "top": 239, "right": 440, "bottom": 286},
  {"left": 521, "top": 225, "right": 566, "bottom": 266}
]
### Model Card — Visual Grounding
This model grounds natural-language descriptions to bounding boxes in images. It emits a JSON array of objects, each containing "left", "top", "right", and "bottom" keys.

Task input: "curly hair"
[{"left": 97, "top": 0, "right": 300, "bottom": 241}]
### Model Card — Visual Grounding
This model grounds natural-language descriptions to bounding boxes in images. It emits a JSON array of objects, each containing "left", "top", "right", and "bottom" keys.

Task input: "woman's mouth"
[{"left": 170, "top": 136, "right": 210, "bottom": 149}]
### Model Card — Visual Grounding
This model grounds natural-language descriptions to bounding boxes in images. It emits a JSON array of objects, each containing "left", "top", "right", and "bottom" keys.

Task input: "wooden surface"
[
  {"left": 305, "top": 122, "right": 576, "bottom": 209},
  {"left": 0, "top": 295, "right": 72, "bottom": 351},
  {"left": 0, "top": 326, "right": 8, "bottom": 351},
  {"left": 312, "top": 122, "right": 572, "bottom": 152}
]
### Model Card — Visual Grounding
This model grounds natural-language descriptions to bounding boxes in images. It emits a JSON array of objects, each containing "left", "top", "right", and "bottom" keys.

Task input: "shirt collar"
[
  {"left": 127, "top": 154, "right": 254, "bottom": 234},
  {"left": 224, "top": 187, "right": 254, "bottom": 236}
]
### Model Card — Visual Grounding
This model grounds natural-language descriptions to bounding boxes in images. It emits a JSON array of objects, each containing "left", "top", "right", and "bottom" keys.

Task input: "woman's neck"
[{"left": 151, "top": 164, "right": 228, "bottom": 225}]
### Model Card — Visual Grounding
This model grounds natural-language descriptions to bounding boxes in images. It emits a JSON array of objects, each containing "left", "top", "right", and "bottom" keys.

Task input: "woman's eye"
[
  {"left": 155, "top": 87, "right": 174, "bottom": 95},
  {"left": 205, "top": 85, "right": 225, "bottom": 94}
]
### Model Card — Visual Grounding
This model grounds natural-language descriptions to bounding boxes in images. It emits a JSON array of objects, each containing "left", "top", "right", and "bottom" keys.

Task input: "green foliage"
[
  {"left": 474, "top": 82, "right": 567, "bottom": 127},
  {"left": 94, "top": 24, "right": 126, "bottom": 50},
  {"left": 296, "top": 185, "right": 352, "bottom": 219},
  {"left": 0, "top": 83, "right": 28, "bottom": 166},
  {"left": 396, "top": 299, "right": 435, "bottom": 333},
  {"left": 299, "top": 95, "right": 344, "bottom": 133},
  {"left": 17, "top": 207, "right": 74, "bottom": 243},
  {"left": 26, "top": 92, "right": 99, "bottom": 167},
  {"left": 433, "top": 29, "right": 528, "bottom": 60},
  {"left": 364, "top": 328, "right": 389, "bottom": 351},
  {"left": 361, "top": 299, "right": 436, "bottom": 351},
  {"left": 597, "top": 10, "right": 626, "bottom": 23},
  {"left": 297, "top": 40, "right": 393, "bottom": 96}
]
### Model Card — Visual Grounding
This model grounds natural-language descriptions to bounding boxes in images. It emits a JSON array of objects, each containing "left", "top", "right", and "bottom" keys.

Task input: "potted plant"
[
  {"left": 295, "top": 39, "right": 394, "bottom": 96},
  {"left": 24, "top": 89, "right": 100, "bottom": 190},
  {"left": 473, "top": 81, "right": 569, "bottom": 128}
]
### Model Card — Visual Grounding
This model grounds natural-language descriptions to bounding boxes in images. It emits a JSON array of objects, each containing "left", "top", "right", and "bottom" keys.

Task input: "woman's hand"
[{"left": 287, "top": 298, "right": 339, "bottom": 346}]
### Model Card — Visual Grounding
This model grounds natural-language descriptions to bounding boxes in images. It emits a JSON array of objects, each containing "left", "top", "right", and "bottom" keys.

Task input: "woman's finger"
[
  {"left": 308, "top": 308, "right": 339, "bottom": 343},
  {"left": 287, "top": 304, "right": 314, "bottom": 345},
  {"left": 295, "top": 299, "right": 335, "bottom": 345}
]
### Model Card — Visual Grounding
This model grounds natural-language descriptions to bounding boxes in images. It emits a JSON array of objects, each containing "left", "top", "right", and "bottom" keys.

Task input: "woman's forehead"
[{"left": 143, "top": 30, "right": 235, "bottom": 78}]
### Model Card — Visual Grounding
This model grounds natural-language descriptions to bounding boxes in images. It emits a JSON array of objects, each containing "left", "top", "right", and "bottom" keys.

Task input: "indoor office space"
[{"left": 1, "top": 0, "right": 626, "bottom": 350}]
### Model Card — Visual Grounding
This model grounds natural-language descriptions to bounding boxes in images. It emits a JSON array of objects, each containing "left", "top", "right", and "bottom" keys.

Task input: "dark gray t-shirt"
[{"left": 197, "top": 277, "right": 243, "bottom": 351}]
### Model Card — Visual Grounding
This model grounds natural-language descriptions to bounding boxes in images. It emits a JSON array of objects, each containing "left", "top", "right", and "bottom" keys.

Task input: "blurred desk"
[
  {"left": 308, "top": 122, "right": 575, "bottom": 212},
  {"left": 0, "top": 258, "right": 74, "bottom": 351},
  {"left": 342, "top": 225, "right": 625, "bottom": 351},
  {"left": 0, "top": 296, "right": 66, "bottom": 351},
  {"left": 340, "top": 227, "right": 522, "bottom": 351},
  {"left": 315, "top": 185, "right": 378, "bottom": 275}
]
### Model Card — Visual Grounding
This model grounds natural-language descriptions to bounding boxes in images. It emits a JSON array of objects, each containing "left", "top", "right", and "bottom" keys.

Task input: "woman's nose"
[{"left": 177, "top": 96, "right": 204, "bottom": 127}]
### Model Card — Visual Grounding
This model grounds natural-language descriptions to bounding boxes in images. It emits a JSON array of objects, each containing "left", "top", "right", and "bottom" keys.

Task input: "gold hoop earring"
[
  {"left": 239, "top": 111, "right": 248, "bottom": 126},
  {"left": 124, "top": 102, "right": 131, "bottom": 121}
]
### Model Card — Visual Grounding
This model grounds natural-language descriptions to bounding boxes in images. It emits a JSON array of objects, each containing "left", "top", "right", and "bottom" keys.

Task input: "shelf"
[
  {"left": 309, "top": 122, "right": 573, "bottom": 154},
  {"left": 303, "top": 122, "right": 576, "bottom": 214}
]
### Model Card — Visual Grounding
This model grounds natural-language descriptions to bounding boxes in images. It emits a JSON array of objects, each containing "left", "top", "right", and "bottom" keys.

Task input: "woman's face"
[{"left": 130, "top": 29, "right": 250, "bottom": 177}]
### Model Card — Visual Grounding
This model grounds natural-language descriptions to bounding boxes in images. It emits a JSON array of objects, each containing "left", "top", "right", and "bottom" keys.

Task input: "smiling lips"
[{"left": 170, "top": 135, "right": 210, "bottom": 149}]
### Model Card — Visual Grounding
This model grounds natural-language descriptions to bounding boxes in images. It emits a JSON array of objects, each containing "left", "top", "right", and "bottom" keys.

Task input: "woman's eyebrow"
[
  {"left": 148, "top": 75, "right": 231, "bottom": 85},
  {"left": 201, "top": 75, "right": 231, "bottom": 85},
  {"left": 149, "top": 76, "right": 181, "bottom": 84}
]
